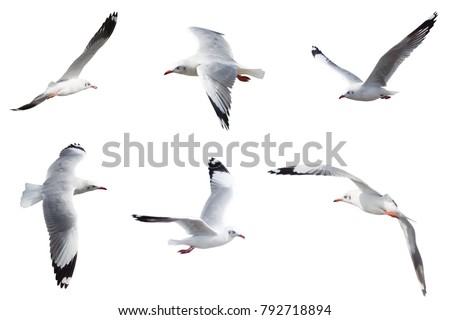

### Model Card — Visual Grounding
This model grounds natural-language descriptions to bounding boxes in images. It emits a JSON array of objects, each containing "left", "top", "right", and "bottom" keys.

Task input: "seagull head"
[
  {"left": 333, "top": 190, "right": 360, "bottom": 206},
  {"left": 80, "top": 80, "right": 97, "bottom": 90},
  {"left": 339, "top": 89, "right": 355, "bottom": 99},
  {"left": 75, "top": 181, "right": 107, "bottom": 195},
  {"left": 164, "top": 60, "right": 198, "bottom": 76},
  {"left": 227, "top": 229, "right": 245, "bottom": 240}
]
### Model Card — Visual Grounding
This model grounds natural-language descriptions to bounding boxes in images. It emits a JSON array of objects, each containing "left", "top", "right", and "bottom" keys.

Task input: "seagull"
[
  {"left": 164, "top": 27, "right": 265, "bottom": 130},
  {"left": 269, "top": 164, "right": 426, "bottom": 296},
  {"left": 20, "top": 144, "right": 107, "bottom": 288},
  {"left": 12, "top": 12, "right": 118, "bottom": 111},
  {"left": 132, "top": 158, "right": 244, "bottom": 254},
  {"left": 312, "top": 12, "right": 437, "bottom": 101}
]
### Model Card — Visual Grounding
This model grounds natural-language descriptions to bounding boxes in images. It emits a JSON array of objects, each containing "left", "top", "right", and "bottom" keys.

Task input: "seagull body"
[
  {"left": 312, "top": 12, "right": 437, "bottom": 101},
  {"left": 133, "top": 158, "right": 244, "bottom": 254},
  {"left": 12, "top": 12, "right": 118, "bottom": 111},
  {"left": 164, "top": 27, "right": 265, "bottom": 129},
  {"left": 20, "top": 144, "right": 106, "bottom": 288},
  {"left": 269, "top": 164, "right": 426, "bottom": 296}
]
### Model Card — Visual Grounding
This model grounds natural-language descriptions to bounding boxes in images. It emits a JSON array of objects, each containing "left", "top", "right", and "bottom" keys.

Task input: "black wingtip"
[
  {"left": 11, "top": 103, "right": 35, "bottom": 111},
  {"left": 132, "top": 215, "right": 175, "bottom": 223},
  {"left": 207, "top": 95, "right": 230, "bottom": 130},
  {"left": 407, "top": 11, "right": 438, "bottom": 39},
  {"left": 311, "top": 46, "right": 322, "bottom": 57},
  {"left": 208, "top": 158, "right": 229, "bottom": 179},
  {"left": 268, "top": 167, "right": 297, "bottom": 175},
  {"left": 52, "top": 254, "right": 77, "bottom": 289},
  {"left": 61, "top": 143, "right": 86, "bottom": 154}
]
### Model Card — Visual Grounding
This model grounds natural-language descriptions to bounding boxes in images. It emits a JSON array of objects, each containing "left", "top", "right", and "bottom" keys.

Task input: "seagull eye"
[{"left": 176, "top": 66, "right": 181, "bottom": 70}]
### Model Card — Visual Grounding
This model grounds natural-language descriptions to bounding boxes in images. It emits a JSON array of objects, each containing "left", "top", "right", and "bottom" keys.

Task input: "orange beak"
[{"left": 333, "top": 198, "right": 343, "bottom": 202}]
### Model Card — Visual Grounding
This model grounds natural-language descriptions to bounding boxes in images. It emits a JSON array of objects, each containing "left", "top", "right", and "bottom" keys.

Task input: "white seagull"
[
  {"left": 312, "top": 12, "right": 437, "bottom": 101},
  {"left": 164, "top": 27, "right": 265, "bottom": 129},
  {"left": 132, "top": 158, "right": 244, "bottom": 254},
  {"left": 20, "top": 144, "right": 107, "bottom": 288},
  {"left": 12, "top": 12, "right": 118, "bottom": 111},
  {"left": 269, "top": 164, "right": 426, "bottom": 296}
]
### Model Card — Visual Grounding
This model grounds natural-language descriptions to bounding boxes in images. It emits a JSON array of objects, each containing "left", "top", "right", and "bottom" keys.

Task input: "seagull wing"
[
  {"left": 364, "top": 12, "right": 437, "bottom": 87},
  {"left": 132, "top": 215, "right": 217, "bottom": 236},
  {"left": 58, "top": 12, "right": 118, "bottom": 81},
  {"left": 398, "top": 216, "right": 426, "bottom": 296},
  {"left": 46, "top": 144, "right": 86, "bottom": 179},
  {"left": 269, "top": 164, "right": 381, "bottom": 195},
  {"left": 197, "top": 62, "right": 236, "bottom": 130},
  {"left": 42, "top": 186, "right": 78, "bottom": 288},
  {"left": 11, "top": 92, "right": 51, "bottom": 111},
  {"left": 189, "top": 27, "right": 233, "bottom": 59},
  {"left": 312, "top": 46, "right": 363, "bottom": 84},
  {"left": 200, "top": 158, "right": 234, "bottom": 229}
]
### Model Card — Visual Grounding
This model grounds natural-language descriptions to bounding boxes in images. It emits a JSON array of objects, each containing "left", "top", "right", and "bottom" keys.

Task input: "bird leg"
[
  {"left": 385, "top": 211, "right": 399, "bottom": 219},
  {"left": 47, "top": 93, "right": 58, "bottom": 99},
  {"left": 237, "top": 75, "right": 251, "bottom": 82},
  {"left": 178, "top": 246, "right": 195, "bottom": 254},
  {"left": 380, "top": 95, "right": 391, "bottom": 99}
]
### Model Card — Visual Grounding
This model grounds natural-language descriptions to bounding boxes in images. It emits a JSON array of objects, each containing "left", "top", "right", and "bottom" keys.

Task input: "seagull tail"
[
  {"left": 238, "top": 68, "right": 265, "bottom": 79},
  {"left": 20, "top": 183, "right": 44, "bottom": 208},
  {"left": 168, "top": 239, "right": 181, "bottom": 246}
]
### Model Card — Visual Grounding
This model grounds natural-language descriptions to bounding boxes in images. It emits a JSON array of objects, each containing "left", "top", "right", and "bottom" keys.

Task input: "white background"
[{"left": 0, "top": 0, "right": 448, "bottom": 319}]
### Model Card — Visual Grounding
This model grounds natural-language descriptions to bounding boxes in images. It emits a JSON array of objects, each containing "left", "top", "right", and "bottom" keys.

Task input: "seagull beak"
[
  {"left": 164, "top": 70, "right": 173, "bottom": 75},
  {"left": 339, "top": 94, "right": 345, "bottom": 99},
  {"left": 333, "top": 198, "right": 343, "bottom": 202},
  {"left": 98, "top": 186, "right": 107, "bottom": 190},
  {"left": 91, "top": 85, "right": 98, "bottom": 89},
  {"left": 238, "top": 234, "right": 245, "bottom": 239}
]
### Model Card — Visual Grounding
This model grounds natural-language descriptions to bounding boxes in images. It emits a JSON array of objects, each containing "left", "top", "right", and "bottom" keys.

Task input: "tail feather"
[
  {"left": 239, "top": 68, "right": 265, "bottom": 79},
  {"left": 168, "top": 239, "right": 181, "bottom": 246},
  {"left": 20, "top": 183, "right": 44, "bottom": 208}
]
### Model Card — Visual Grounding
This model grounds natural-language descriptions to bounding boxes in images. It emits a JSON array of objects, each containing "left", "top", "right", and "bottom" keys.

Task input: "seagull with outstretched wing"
[
  {"left": 312, "top": 12, "right": 437, "bottom": 101},
  {"left": 12, "top": 12, "right": 118, "bottom": 111},
  {"left": 269, "top": 164, "right": 426, "bottom": 296},
  {"left": 133, "top": 158, "right": 244, "bottom": 254}
]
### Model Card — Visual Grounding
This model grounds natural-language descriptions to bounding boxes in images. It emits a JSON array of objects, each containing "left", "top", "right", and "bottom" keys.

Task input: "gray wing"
[
  {"left": 312, "top": 46, "right": 363, "bottom": 84},
  {"left": 189, "top": 27, "right": 233, "bottom": 59},
  {"left": 200, "top": 158, "right": 233, "bottom": 229},
  {"left": 197, "top": 62, "right": 237, "bottom": 130},
  {"left": 398, "top": 216, "right": 426, "bottom": 296},
  {"left": 58, "top": 12, "right": 118, "bottom": 81},
  {"left": 46, "top": 144, "right": 86, "bottom": 179},
  {"left": 269, "top": 164, "right": 381, "bottom": 195},
  {"left": 43, "top": 188, "right": 78, "bottom": 288},
  {"left": 11, "top": 92, "right": 50, "bottom": 111},
  {"left": 364, "top": 12, "right": 437, "bottom": 87},
  {"left": 132, "top": 215, "right": 217, "bottom": 236}
]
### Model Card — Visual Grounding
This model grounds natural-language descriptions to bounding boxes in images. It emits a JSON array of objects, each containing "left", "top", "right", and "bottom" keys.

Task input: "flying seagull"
[
  {"left": 269, "top": 164, "right": 426, "bottom": 296},
  {"left": 133, "top": 158, "right": 244, "bottom": 254},
  {"left": 12, "top": 12, "right": 118, "bottom": 111},
  {"left": 20, "top": 144, "right": 107, "bottom": 288},
  {"left": 164, "top": 27, "right": 265, "bottom": 129},
  {"left": 312, "top": 12, "right": 437, "bottom": 101}
]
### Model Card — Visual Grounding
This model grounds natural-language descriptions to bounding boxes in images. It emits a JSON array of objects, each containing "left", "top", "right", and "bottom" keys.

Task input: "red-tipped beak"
[
  {"left": 238, "top": 234, "right": 245, "bottom": 239},
  {"left": 333, "top": 198, "right": 342, "bottom": 202},
  {"left": 99, "top": 186, "right": 107, "bottom": 190},
  {"left": 339, "top": 95, "right": 345, "bottom": 99},
  {"left": 164, "top": 70, "right": 173, "bottom": 75},
  {"left": 92, "top": 85, "right": 98, "bottom": 89}
]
